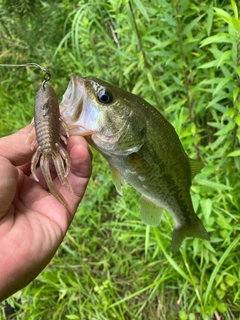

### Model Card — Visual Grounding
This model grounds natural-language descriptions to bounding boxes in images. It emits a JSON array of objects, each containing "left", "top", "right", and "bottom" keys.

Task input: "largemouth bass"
[{"left": 60, "top": 74, "right": 209, "bottom": 253}]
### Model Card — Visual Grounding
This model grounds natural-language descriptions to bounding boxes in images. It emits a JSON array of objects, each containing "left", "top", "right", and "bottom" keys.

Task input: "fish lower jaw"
[
  {"left": 64, "top": 124, "right": 94, "bottom": 136},
  {"left": 90, "top": 133, "right": 120, "bottom": 152}
]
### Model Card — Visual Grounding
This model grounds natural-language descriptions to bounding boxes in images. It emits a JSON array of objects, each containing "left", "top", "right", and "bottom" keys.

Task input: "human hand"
[{"left": 0, "top": 125, "right": 92, "bottom": 301}]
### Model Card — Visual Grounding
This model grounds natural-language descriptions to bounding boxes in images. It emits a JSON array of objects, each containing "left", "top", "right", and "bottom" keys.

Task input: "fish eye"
[{"left": 97, "top": 89, "right": 113, "bottom": 104}]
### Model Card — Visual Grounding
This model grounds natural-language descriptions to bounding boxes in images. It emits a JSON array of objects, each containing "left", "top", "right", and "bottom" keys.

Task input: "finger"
[
  {"left": 0, "top": 157, "right": 18, "bottom": 219},
  {"left": 17, "top": 161, "right": 32, "bottom": 175},
  {"left": 18, "top": 136, "right": 92, "bottom": 232},
  {"left": 58, "top": 136, "right": 92, "bottom": 215},
  {"left": 27, "top": 136, "right": 92, "bottom": 192},
  {"left": 66, "top": 136, "right": 92, "bottom": 179},
  {"left": 0, "top": 125, "right": 37, "bottom": 166}
]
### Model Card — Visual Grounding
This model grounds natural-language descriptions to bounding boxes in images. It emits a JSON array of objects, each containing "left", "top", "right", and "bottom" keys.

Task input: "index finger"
[{"left": 0, "top": 125, "right": 36, "bottom": 166}]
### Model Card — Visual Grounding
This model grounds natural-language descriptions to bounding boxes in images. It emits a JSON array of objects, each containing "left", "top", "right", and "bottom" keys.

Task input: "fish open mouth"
[
  {"left": 60, "top": 75, "right": 132, "bottom": 148},
  {"left": 60, "top": 74, "right": 84, "bottom": 118},
  {"left": 60, "top": 75, "right": 96, "bottom": 136}
]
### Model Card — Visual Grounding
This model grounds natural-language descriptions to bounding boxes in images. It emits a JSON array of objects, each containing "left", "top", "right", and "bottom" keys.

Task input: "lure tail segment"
[{"left": 171, "top": 216, "right": 210, "bottom": 254}]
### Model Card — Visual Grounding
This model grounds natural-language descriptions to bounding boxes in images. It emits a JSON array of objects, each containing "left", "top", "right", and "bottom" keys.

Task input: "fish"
[
  {"left": 60, "top": 74, "right": 209, "bottom": 253},
  {"left": 29, "top": 83, "right": 73, "bottom": 212}
]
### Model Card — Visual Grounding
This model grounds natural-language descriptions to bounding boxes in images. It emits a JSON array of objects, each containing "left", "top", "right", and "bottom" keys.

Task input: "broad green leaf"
[
  {"left": 236, "top": 66, "right": 240, "bottom": 77},
  {"left": 233, "top": 87, "right": 239, "bottom": 102},
  {"left": 204, "top": 235, "right": 240, "bottom": 305},
  {"left": 134, "top": 0, "right": 150, "bottom": 22},
  {"left": 207, "top": 93, "right": 229, "bottom": 109},
  {"left": 228, "top": 150, "right": 240, "bottom": 157},
  {"left": 200, "top": 78, "right": 223, "bottom": 86},
  {"left": 197, "top": 179, "right": 232, "bottom": 190},
  {"left": 234, "top": 115, "right": 240, "bottom": 126},
  {"left": 147, "top": 71, "right": 156, "bottom": 91},
  {"left": 231, "top": 0, "right": 238, "bottom": 20},
  {"left": 219, "top": 64, "right": 231, "bottom": 77},
  {"left": 216, "top": 216, "right": 232, "bottom": 230},
  {"left": 214, "top": 7, "right": 233, "bottom": 25},
  {"left": 192, "top": 193, "right": 201, "bottom": 213},
  {"left": 179, "top": 310, "right": 187, "bottom": 320},
  {"left": 214, "top": 121, "right": 235, "bottom": 136},
  {"left": 209, "top": 47, "right": 227, "bottom": 59},
  {"left": 198, "top": 60, "right": 219, "bottom": 69},
  {"left": 217, "top": 303, "right": 227, "bottom": 314},
  {"left": 213, "top": 76, "right": 232, "bottom": 96},
  {"left": 223, "top": 107, "right": 235, "bottom": 119},
  {"left": 66, "top": 315, "right": 80, "bottom": 320},
  {"left": 132, "top": 78, "right": 145, "bottom": 94},
  {"left": 123, "top": 61, "right": 138, "bottom": 76},
  {"left": 225, "top": 274, "right": 237, "bottom": 286},
  {"left": 200, "top": 33, "right": 235, "bottom": 47},
  {"left": 200, "top": 198, "right": 212, "bottom": 224},
  {"left": 217, "top": 50, "right": 232, "bottom": 67},
  {"left": 182, "top": 14, "right": 204, "bottom": 35},
  {"left": 207, "top": 2, "right": 214, "bottom": 36},
  {"left": 232, "top": 17, "right": 240, "bottom": 31}
]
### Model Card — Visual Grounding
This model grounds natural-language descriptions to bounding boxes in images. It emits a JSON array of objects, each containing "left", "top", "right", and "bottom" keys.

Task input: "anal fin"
[{"left": 140, "top": 196, "right": 163, "bottom": 227}]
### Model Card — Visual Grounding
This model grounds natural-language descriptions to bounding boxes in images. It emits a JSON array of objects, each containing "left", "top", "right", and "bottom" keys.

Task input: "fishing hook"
[{"left": 42, "top": 69, "right": 51, "bottom": 90}]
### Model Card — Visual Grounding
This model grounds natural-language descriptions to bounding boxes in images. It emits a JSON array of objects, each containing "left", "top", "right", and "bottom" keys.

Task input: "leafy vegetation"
[{"left": 0, "top": 0, "right": 240, "bottom": 319}]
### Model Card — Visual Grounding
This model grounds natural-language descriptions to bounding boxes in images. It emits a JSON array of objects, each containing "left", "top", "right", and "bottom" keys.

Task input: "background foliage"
[{"left": 0, "top": 0, "right": 240, "bottom": 319}]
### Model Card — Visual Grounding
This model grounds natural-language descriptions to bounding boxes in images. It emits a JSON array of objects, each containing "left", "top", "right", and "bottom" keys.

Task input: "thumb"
[
  {"left": 0, "top": 157, "right": 18, "bottom": 219},
  {"left": 0, "top": 125, "right": 36, "bottom": 166}
]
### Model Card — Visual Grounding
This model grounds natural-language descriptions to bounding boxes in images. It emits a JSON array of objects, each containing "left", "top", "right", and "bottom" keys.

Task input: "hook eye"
[{"left": 42, "top": 69, "right": 51, "bottom": 90}]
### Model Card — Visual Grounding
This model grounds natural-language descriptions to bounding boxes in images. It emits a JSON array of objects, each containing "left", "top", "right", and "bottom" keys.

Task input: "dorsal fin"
[{"left": 189, "top": 158, "right": 204, "bottom": 180}]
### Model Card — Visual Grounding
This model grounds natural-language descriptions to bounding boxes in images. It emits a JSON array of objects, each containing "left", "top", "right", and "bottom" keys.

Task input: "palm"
[{"left": 0, "top": 126, "right": 92, "bottom": 301}]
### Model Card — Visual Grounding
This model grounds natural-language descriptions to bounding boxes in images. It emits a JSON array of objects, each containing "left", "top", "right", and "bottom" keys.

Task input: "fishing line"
[
  {"left": 0, "top": 62, "right": 47, "bottom": 72},
  {"left": 0, "top": 62, "right": 51, "bottom": 89}
]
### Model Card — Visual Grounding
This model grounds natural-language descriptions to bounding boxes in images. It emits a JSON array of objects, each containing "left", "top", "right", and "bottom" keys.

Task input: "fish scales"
[
  {"left": 60, "top": 75, "right": 209, "bottom": 252},
  {"left": 97, "top": 110, "right": 193, "bottom": 225}
]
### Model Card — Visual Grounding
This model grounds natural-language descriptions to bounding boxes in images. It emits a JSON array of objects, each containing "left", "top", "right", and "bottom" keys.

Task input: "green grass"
[{"left": 0, "top": 0, "right": 240, "bottom": 319}]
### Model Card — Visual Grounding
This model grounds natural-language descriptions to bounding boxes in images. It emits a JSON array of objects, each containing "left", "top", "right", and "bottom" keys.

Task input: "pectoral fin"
[
  {"left": 140, "top": 196, "right": 163, "bottom": 227},
  {"left": 109, "top": 165, "right": 126, "bottom": 196}
]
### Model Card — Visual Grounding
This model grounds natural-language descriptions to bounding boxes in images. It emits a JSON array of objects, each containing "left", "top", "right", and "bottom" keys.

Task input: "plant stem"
[
  {"left": 128, "top": 0, "right": 160, "bottom": 109},
  {"left": 128, "top": 0, "right": 148, "bottom": 68},
  {"left": 173, "top": 0, "right": 200, "bottom": 157},
  {"left": 233, "top": 32, "right": 240, "bottom": 148},
  {"left": 173, "top": 0, "right": 193, "bottom": 118}
]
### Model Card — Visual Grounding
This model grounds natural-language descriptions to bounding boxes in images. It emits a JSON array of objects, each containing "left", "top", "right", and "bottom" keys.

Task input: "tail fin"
[{"left": 171, "top": 216, "right": 209, "bottom": 254}]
